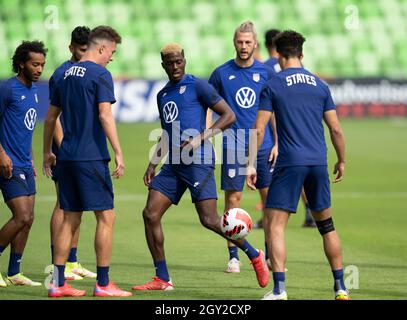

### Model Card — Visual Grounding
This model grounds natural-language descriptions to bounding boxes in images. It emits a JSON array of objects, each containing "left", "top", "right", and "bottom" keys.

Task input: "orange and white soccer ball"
[{"left": 220, "top": 208, "right": 252, "bottom": 240}]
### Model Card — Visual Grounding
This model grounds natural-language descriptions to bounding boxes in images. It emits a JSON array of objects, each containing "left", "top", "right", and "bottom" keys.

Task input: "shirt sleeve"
[
  {"left": 97, "top": 70, "right": 116, "bottom": 104},
  {"left": 208, "top": 69, "right": 220, "bottom": 93},
  {"left": 50, "top": 82, "right": 61, "bottom": 108},
  {"left": 48, "top": 74, "right": 56, "bottom": 101},
  {"left": 0, "top": 81, "right": 12, "bottom": 116},
  {"left": 156, "top": 93, "right": 164, "bottom": 129},
  {"left": 195, "top": 78, "right": 222, "bottom": 109},
  {"left": 323, "top": 85, "right": 336, "bottom": 112},
  {"left": 259, "top": 84, "right": 274, "bottom": 113}
]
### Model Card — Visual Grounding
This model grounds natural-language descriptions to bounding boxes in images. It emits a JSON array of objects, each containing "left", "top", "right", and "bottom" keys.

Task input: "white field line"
[{"left": 33, "top": 192, "right": 407, "bottom": 202}]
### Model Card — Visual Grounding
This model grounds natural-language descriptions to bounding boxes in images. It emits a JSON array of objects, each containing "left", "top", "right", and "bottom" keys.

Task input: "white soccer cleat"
[
  {"left": 0, "top": 273, "right": 7, "bottom": 287},
  {"left": 6, "top": 273, "right": 42, "bottom": 286},
  {"left": 66, "top": 262, "right": 96, "bottom": 279},
  {"left": 262, "top": 290, "right": 288, "bottom": 300},
  {"left": 335, "top": 289, "right": 351, "bottom": 300},
  {"left": 224, "top": 258, "right": 241, "bottom": 273},
  {"left": 44, "top": 264, "right": 83, "bottom": 280}
]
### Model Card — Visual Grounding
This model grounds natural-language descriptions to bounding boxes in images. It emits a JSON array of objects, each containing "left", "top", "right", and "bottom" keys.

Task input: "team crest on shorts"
[
  {"left": 179, "top": 86, "right": 186, "bottom": 94},
  {"left": 19, "top": 174, "right": 26, "bottom": 180},
  {"left": 228, "top": 169, "right": 236, "bottom": 178},
  {"left": 253, "top": 73, "right": 260, "bottom": 82}
]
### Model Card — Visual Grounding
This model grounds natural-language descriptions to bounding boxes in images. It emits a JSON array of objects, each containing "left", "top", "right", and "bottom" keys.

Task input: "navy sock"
[
  {"left": 305, "top": 204, "right": 313, "bottom": 221},
  {"left": 332, "top": 269, "right": 346, "bottom": 291},
  {"left": 50, "top": 245, "right": 54, "bottom": 264},
  {"left": 154, "top": 260, "right": 170, "bottom": 282},
  {"left": 239, "top": 240, "right": 259, "bottom": 260},
  {"left": 273, "top": 272, "right": 286, "bottom": 294},
  {"left": 8, "top": 253, "right": 22, "bottom": 277},
  {"left": 0, "top": 245, "right": 5, "bottom": 256},
  {"left": 228, "top": 246, "right": 239, "bottom": 260},
  {"left": 54, "top": 264, "right": 65, "bottom": 287},
  {"left": 264, "top": 241, "right": 269, "bottom": 259},
  {"left": 97, "top": 266, "right": 110, "bottom": 286},
  {"left": 67, "top": 247, "right": 78, "bottom": 263}
]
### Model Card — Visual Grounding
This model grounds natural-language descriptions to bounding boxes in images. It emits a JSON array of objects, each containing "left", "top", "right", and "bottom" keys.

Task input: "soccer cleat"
[
  {"left": 66, "top": 262, "right": 96, "bottom": 279},
  {"left": 48, "top": 282, "right": 87, "bottom": 298},
  {"left": 6, "top": 273, "right": 42, "bottom": 286},
  {"left": 252, "top": 219, "right": 263, "bottom": 229},
  {"left": 44, "top": 264, "right": 83, "bottom": 281},
  {"left": 224, "top": 258, "right": 241, "bottom": 273},
  {"left": 0, "top": 273, "right": 7, "bottom": 288},
  {"left": 93, "top": 282, "right": 132, "bottom": 297},
  {"left": 250, "top": 250, "right": 270, "bottom": 288},
  {"left": 335, "top": 289, "right": 351, "bottom": 300},
  {"left": 132, "top": 276, "right": 174, "bottom": 291},
  {"left": 262, "top": 290, "right": 288, "bottom": 300}
]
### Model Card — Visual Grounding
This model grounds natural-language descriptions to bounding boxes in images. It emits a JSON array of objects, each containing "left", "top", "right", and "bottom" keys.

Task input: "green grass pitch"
[{"left": 0, "top": 118, "right": 406, "bottom": 300}]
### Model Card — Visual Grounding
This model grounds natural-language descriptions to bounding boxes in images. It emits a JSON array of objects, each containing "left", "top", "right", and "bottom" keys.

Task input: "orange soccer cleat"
[
  {"left": 131, "top": 277, "right": 174, "bottom": 291},
  {"left": 250, "top": 250, "right": 270, "bottom": 288},
  {"left": 48, "top": 282, "right": 87, "bottom": 298},
  {"left": 93, "top": 282, "right": 132, "bottom": 297}
]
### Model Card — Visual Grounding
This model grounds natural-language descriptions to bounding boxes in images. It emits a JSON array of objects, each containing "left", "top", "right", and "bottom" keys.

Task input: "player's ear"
[
  {"left": 69, "top": 44, "right": 74, "bottom": 54},
  {"left": 300, "top": 53, "right": 304, "bottom": 60}
]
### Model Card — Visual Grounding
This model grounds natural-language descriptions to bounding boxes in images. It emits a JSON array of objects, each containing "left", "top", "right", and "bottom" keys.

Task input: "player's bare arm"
[
  {"left": 0, "top": 143, "right": 12, "bottom": 179},
  {"left": 269, "top": 112, "right": 278, "bottom": 166},
  {"left": 53, "top": 115, "right": 64, "bottom": 148},
  {"left": 99, "top": 101, "right": 124, "bottom": 179},
  {"left": 144, "top": 133, "right": 169, "bottom": 187},
  {"left": 323, "top": 109, "right": 346, "bottom": 183},
  {"left": 247, "top": 109, "right": 272, "bottom": 190},
  {"left": 42, "top": 105, "right": 60, "bottom": 178}
]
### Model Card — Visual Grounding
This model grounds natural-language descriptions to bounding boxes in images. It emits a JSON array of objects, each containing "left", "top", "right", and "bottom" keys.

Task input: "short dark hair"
[
  {"left": 89, "top": 26, "right": 122, "bottom": 44},
  {"left": 265, "top": 28, "right": 281, "bottom": 49},
  {"left": 12, "top": 40, "right": 47, "bottom": 73},
  {"left": 71, "top": 26, "right": 90, "bottom": 45},
  {"left": 274, "top": 30, "right": 305, "bottom": 59}
]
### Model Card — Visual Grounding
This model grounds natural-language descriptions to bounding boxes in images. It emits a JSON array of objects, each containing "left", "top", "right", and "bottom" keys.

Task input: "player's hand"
[
  {"left": 143, "top": 163, "right": 156, "bottom": 187},
  {"left": 42, "top": 152, "right": 56, "bottom": 178},
  {"left": 269, "top": 145, "right": 278, "bottom": 167},
  {"left": 0, "top": 150, "right": 13, "bottom": 179},
  {"left": 112, "top": 153, "right": 125, "bottom": 179},
  {"left": 333, "top": 161, "right": 345, "bottom": 183},
  {"left": 246, "top": 165, "right": 257, "bottom": 190}
]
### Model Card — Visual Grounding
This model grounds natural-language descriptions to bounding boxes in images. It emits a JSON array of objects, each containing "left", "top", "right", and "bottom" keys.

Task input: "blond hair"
[
  {"left": 160, "top": 43, "right": 184, "bottom": 59},
  {"left": 234, "top": 21, "right": 257, "bottom": 41}
]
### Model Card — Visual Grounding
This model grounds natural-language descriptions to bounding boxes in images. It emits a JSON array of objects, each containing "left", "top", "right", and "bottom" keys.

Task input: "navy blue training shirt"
[
  {"left": 157, "top": 74, "right": 222, "bottom": 165},
  {"left": 264, "top": 57, "right": 281, "bottom": 75},
  {"left": 0, "top": 77, "right": 38, "bottom": 167},
  {"left": 259, "top": 67, "right": 336, "bottom": 167},
  {"left": 51, "top": 61, "right": 116, "bottom": 161},
  {"left": 209, "top": 59, "right": 274, "bottom": 152}
]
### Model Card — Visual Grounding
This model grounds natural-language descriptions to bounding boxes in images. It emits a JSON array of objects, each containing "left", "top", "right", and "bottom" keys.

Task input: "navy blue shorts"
[
  {"left": 266, "top": 165, "right": 331, "bottom": 213},
  {"left": 51, "top": 163, "right": 59, "bottom": 183},
  {"left": 150, "top": 163, "right": 217, "bottom": 205},
  {"left": 0, "top": 167, "right": 36, "bottom": 202},
  {"left": 221, "top": 148, "right": 273, "bottom": 191},
  {"left": 58, "top": 160, "right": 114, "bottom": 212}
]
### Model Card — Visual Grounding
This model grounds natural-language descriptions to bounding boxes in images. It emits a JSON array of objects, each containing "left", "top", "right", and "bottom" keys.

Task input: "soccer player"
[
  {"left": 247, "top": 31, "right": 349, "bottom": 300},
  {"left": 208, "top": 21, "right": 277, "bottom": 273},
  {"left": 44, "top": 26, "right": 96, "bottom": 281},
  {"left": 131, "top": 43, "right": 269, "bottom": 291},
  {"left": 0, "top": 41, "right": 47, "bottom": 287},
  {"left": 254, "top": 28, "right": 316, "bottom": 229},
  {"left": 43, "top": 26, "right": 131, "bottom": 297}
]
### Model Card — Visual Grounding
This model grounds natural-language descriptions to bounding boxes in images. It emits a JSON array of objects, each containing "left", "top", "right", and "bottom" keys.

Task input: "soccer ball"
[{"left": 220, "top": 208, "right": 252, "bottom": 240}]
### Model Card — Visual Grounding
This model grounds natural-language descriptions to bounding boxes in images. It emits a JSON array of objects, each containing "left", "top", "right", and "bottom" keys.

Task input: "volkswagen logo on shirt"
[
  {"left": 163, "top": 101, "right": 179, "bottom": 123},
  {"left": 24, "top": 108, "right": 37, "bottom": 130},
  {"left": 235, "top": 87, "right": 256, "bottom": 109}
]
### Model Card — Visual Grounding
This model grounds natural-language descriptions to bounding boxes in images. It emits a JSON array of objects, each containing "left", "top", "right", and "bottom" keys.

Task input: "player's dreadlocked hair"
[
  {"left": 89, "top": 25, "right": 122, "bottom": 45},
  {"left": 274, "top": 30, "right": 306, "bottom": 59},
  {"left": 234, "top": 20, "right": 257, "bottom": 41},
  {"left": 71, "top": 26, "right": 91, "bottom": 45},
  {"left": 12, "top": 40, "right": 47, "bottom": 73}
]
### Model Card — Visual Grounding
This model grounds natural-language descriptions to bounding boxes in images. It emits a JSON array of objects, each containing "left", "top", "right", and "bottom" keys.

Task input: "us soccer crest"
[
  {"left": 228, "top": 169, "right": 236, "bottom": 178},
  {"left": 253, "top": 73, "right": 260, "bottom": 82},
  {"left": 179, "top": 86, "right": 186, "bottom": 94}
]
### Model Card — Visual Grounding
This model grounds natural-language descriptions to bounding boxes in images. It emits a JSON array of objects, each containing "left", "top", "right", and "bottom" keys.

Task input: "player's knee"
[
  {"left": 315, "top": 217, "right": 335, "bottom": 235},
  {"left": 199, "top": 214, "right": 218, "bottom": 230},
  {"left": 142, "top": 207, "right": 160, "bottom": 225},
  {"left": 226, "top": 192, "right": 242, "bottom": 208},
  {"left": 15, "top": 212, "right": 34, "bottom": 228}
]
